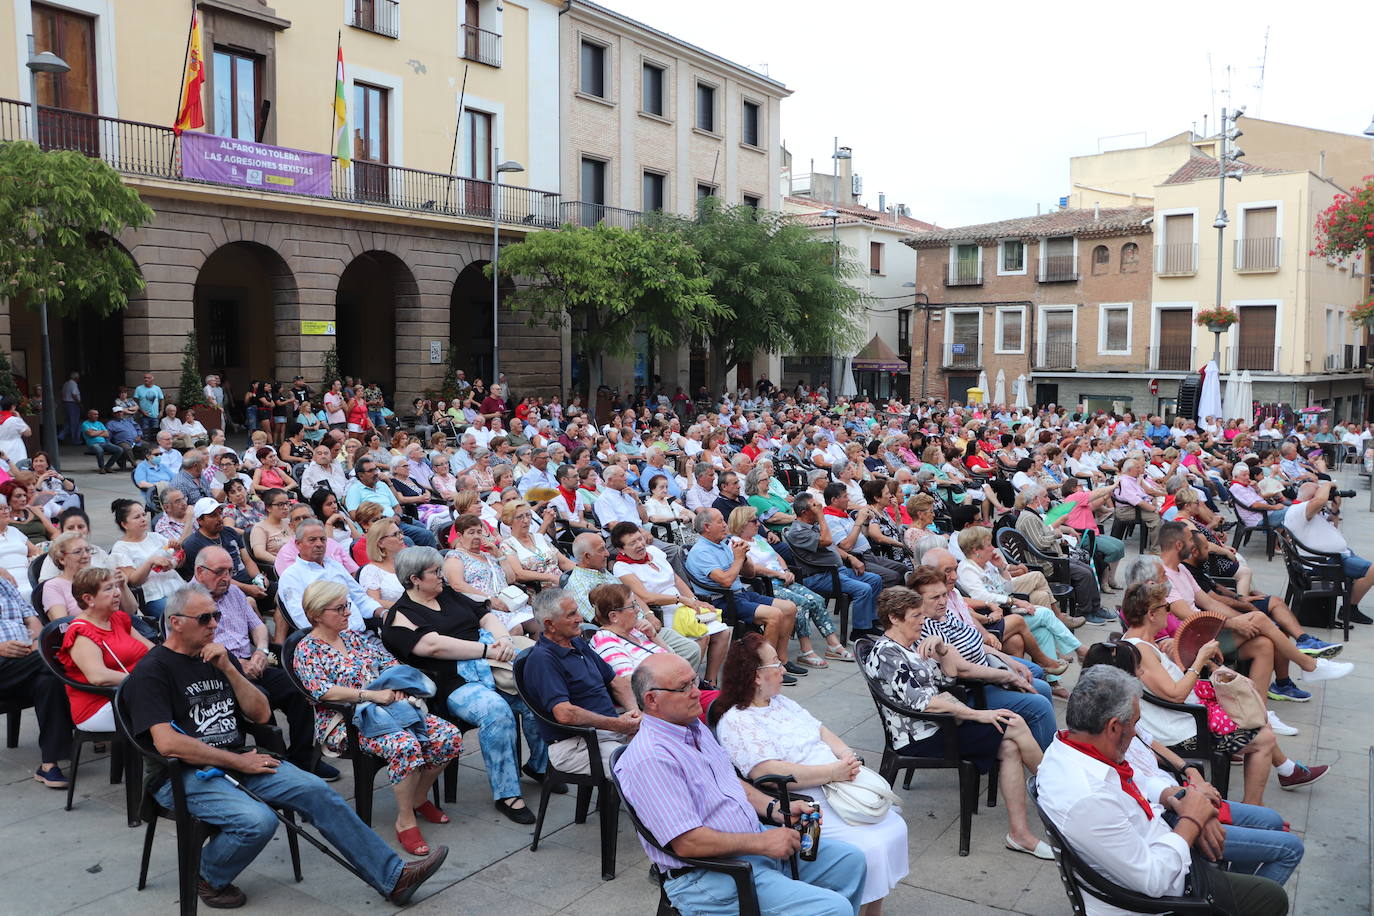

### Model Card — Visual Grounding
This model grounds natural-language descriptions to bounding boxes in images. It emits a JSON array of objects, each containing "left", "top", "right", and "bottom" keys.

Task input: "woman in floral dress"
[{"left": 292, "top": 580, "right": 462, "bottom": 857}]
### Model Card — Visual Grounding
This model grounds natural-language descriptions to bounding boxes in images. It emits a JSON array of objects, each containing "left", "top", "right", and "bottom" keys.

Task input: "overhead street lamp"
[
  {"left": 490, "top": 152, "right": 524, "bottom": 385},
  {"left": 902, "top": 281, "right": 933, "bottom": 399},
  {"left": 26, "top": 34, "right": 68, "bottom": 469}
]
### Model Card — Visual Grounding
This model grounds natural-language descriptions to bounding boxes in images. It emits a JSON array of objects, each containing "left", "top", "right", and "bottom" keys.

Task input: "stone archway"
[
  {"left": 193, "top": 241, "right": 298, "bottom": 399},
  {"left": 448, "top": 260, "right": 515, "bottom": 387},
  {"left": 335, "top": 250, "right": 419, "bottom": 400}
]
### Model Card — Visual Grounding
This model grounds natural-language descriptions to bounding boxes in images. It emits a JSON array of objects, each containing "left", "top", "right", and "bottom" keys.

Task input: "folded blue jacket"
[{"left": 352, "top": 666, "right": 437, "bottom": 741}]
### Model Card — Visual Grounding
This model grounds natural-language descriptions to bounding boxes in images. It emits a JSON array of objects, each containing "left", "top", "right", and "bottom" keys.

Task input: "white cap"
[{"left": 192, "top": 497, "right": 227, "bottom": 520}]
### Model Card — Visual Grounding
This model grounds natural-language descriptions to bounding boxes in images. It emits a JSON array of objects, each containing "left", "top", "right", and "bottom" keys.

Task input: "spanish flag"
[
  {"left": 173, "top": 11, "right": 205, "bottom": 134},
  {"left": 334, "top": 42, "right": 350, "bottom": 167}
]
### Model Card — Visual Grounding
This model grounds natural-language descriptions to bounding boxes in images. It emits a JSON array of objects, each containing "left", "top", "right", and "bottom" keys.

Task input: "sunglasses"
[{"left": 172, "top": 611, "right": 223, "bottom": 626}]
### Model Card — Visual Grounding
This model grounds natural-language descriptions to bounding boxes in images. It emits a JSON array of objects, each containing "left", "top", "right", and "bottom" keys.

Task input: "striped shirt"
[
  {"left": 920, "top": 605, "right": 988, "bottom": 666},
  {"left": 614, "top": 713, "right": 761, "bottom": 870},
  {"left": 589, "top": 627, "right": 667, "bottom": 678}
]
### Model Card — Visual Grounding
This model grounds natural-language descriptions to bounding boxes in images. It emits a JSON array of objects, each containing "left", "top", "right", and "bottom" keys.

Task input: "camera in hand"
[{"left": 1335, "top": 489, "right": 1357, "bottom": 499}]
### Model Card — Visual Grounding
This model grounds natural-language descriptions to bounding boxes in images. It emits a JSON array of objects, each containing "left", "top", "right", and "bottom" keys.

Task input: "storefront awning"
[{"left": 851, "top": 334, "right": 908, "bottom": 372}]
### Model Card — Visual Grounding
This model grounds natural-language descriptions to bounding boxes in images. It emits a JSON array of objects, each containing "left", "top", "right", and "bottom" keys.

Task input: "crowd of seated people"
[{"left": 5, "top": 377, "right": 1371, "bottom": 912}]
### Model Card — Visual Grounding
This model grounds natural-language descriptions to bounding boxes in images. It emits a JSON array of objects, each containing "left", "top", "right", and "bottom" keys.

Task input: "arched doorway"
[
  {"left": 449, "top": 260, "right": 512, "bottom": 386},
  {"left": 336, "top": 251, "right": 417, "bottom": 400},
  {"left": 194, "top": 242, "right": 297, "bottom": 402}
]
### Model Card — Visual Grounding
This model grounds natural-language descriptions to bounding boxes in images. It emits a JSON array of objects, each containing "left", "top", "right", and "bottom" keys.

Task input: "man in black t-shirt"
[{"left": 124, "top": 584, "right": 446, "bottom": 908}]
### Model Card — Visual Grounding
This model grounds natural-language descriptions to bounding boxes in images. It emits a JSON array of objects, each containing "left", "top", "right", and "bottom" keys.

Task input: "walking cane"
[
  {"left": 753, "top": 773, "right": 801, "bottom": 880},
  {"left": 193, "top": 766, "right": 373, "bottom": 885}
]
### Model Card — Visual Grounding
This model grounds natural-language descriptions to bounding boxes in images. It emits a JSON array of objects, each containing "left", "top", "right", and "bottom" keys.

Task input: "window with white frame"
[
  {"left": 999, "top": 240, "right": 1025, "bottom": 274},
  {"left": 1098, "top": 303, "right": 1132, "bottom": 354},
  {"left": 995, "top": 307, "right": 1025, "bottom": 353}
]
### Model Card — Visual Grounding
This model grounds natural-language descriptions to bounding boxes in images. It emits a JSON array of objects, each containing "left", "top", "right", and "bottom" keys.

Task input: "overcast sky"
[{"left": 603, "top": 0, "right": 1373, "bottom": 228}]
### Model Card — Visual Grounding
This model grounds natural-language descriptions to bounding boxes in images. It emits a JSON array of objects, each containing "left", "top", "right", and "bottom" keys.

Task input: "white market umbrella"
[
  {"left": 1197, "top": 360, "right": 1223, "bottom": 421},
  {"left": 993, "top": 369, "right": 1006, "bottom": 407},
  {"left": 976, "top": 370, "right": 989, "bottom": 405},
  {"left": 1014, "top": 374, "right": 1031, "bottom": 410},
  {"left": 1221, "top": 368, "right": 1244, "bottom": 421},
  {"left": 837, "top": 356, "right": 858, "bottom": 397},
  {"left": 1235, "top": 370, "right": 1255, "bottom": 424}
]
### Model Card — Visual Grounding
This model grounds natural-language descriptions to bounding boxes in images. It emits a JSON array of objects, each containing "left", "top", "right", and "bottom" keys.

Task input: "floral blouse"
[
  {"left": 716, "top": 694, "right": 834, "bottom": 781},
  {"left": 224, "top": 498, "right": 266, "bottom": 531},
  {"left": 293, "top": 629, "right": 396, "bottom": 748},
  {"left": 861, "top": 635, "right": 954, "bottom": 748},
  {"left": 448, "top": 547, "right": 507, "bottom": 595}
]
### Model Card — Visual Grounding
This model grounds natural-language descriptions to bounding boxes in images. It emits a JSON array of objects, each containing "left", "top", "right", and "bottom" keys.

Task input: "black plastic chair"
[
  {"left": 0, "top": 693, "right": 32, "bottom": 747},
  {"left": 853, "top": 638, "right": 996, "bottom": 856},
  {"left": 113, "top": 681, "right": 302, "bottom": 916},
  {"left": 1028, "top": 775, "right": 1235, "bottom": 914},
  {"left": 1109, "top": 494, "right": 1150, "bottom": 552},
  {"left": 995, "top": 525, "right": 1076, "bottom": 617},
  {"left": 1140, "top": 690, "right": 1231, "bottom": 799},
  {"left": 682, "top": 566, "right": 769, "bottom": 640},
  {"left": 1276, "top": 526, "right": 1351, "bottom": 640},
  {"left": 27, "top": 552, "right": 45, "bottom": 591},
  {"left": 1228, "top": 497, "right": 1277, "bottom": 562},
  {"left": 36, "top": 617, "right": 142, "bottom": 825},
  {"left": 513, "top": 652, "right": 620, "bottom": 881},
  {"left": 608, "top": 744, "right": 760, "bottom": 916}
]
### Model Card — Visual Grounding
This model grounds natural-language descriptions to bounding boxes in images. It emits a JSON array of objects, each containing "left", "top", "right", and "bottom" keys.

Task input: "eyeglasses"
[
  {"left": 757, "top": 662, "right": 784, "bottom": 671},
  {"left": 645, "top": 681, "right": 698, "bottom": 695},
  {"left": 67, "top": 547, "right": 96, "bottom": 556},
  {"left": 171, "top": 611, "right": 223, "bottom": 626},
  {"left": 320, "top": 602, "right": 350, "bottom": 616},
  {"left": 269, "top": 501, "right": 290, "bottom": 508}
]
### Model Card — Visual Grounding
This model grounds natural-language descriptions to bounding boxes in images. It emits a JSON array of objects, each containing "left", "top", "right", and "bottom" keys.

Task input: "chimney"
[
  {"left": 878, "top": 192, "right": 886, "bottom": 215},
  {"left": 837, "top": 147, "right": 854, "bottom": 205},
  {"left": 1094, "top": 202, "right": 1100, "bottom": 220}
]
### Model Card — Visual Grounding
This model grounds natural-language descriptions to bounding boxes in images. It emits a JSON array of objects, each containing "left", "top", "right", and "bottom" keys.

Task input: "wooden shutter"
[
  {"left": 951, "top": 312, "right": 980, "bottom": 364},
  {"left": 870, "top": 242, "right": 883, "bottom": 274},
  {"left": 1157, "top": 309, "right": 1192, "bottom": 370},
  {"left": 1164, "top": 213, "right": 1193, "bottom": 246},
  {"left": 1245, "top": 207, "right": 1277, "bottom": 239},
  {"left": 1000, "top": 310, "right": 1023, "bottom": 351},
  {"left": 1236, "top": 305, "right": 1276, "bottom": 370},
  {"left": 1104, "top": 308, "right": 1129, "bottom": 350}
]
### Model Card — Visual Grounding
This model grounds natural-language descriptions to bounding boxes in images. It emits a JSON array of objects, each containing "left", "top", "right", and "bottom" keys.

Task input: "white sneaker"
[
  {"left": 1267, "top": 710, "right": 1299, "bottom": 736},
  {"left": 1299, "top": 658, "right": 1354, "bottom": 683}
]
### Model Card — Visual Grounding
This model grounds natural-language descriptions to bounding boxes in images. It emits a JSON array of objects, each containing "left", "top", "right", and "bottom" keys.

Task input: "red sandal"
[
  {"left": 414, "top": 801, "right": 450, "bottom": 824},
  {"left": 396, "top": 826, "right": 430, "bottom": 856}
]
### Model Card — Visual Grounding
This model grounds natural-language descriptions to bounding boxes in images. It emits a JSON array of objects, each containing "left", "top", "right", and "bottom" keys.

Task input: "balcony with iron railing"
[
  {"left": 1149, "top": 342, "right": 1194, "bottom": 371},
  {"left": 461, "top": 24, "right": 502, "bottom": 67},
  {"left": 1234, "top": 237, "right": 1281, "bottom": 272},
  {"left": 0, "top": 97, "right": 569, "bottom": 229},
  {"left": 1233, "top": 344, "right": 1279, "bottom": 372},
  {"left": 557, "top": 201, "right": 643, "bottom": 229},
  {"left": 946, "top": 262, "right": 983, "bottom": 287},
  {"left": 1155, "top": 242, "right": 1198, "bottom": 276},
  {"left": 1034, "top": 339, "right": 1076, "bottom": 370},
  {"left": 942, "top": 341, "right": 983, "bottom": 369},
  {"left": 351, "top": 0, "right": 400, "bottom": 38},
  {"left": 1037, "top": 255, "right": 1078, "bottom": 283}
]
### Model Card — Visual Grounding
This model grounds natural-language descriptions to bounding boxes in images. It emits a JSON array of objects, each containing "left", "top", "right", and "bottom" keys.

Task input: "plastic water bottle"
[{"left": 799, "top": 811, "right": 821, "bottom": 861}]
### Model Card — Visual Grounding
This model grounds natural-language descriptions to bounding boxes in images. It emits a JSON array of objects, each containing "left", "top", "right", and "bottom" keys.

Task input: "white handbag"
[{"left": 821, "top": 765, "right": 902, "bottom": 825}]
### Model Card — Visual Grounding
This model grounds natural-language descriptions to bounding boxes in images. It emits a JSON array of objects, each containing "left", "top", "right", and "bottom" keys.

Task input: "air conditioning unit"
[{"left": 852, "top": 174, "right": 863, "bottom": 196}]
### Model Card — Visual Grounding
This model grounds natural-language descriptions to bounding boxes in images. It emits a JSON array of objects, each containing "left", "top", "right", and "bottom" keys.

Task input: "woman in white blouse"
[
  {"left": 715, "top": 633, "right": 909, "bottom": 915},
  {"left": 359, "top": 517, "right": 406, "bottom": 608},
  {"left": 109, "top": 499, "right": 181, "bottom": 621}
]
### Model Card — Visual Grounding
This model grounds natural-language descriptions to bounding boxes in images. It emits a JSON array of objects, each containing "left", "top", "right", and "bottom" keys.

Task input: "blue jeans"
[
  {"left": 663, "top": 834, "right": 866, "bottom": 916},
  {"left": 153, "top": 760, "right": 403, "bottom": 896},
  {"left": 982, "top": 678, "right": 1055, "bottom": 750},
  {"left": 446, "top": 682, "right": 548, "bottom": 800},
  {"left": 800, "top": 568, "right": 881, "bottom": 631},
  {"left": 399, "top": 520, "right": 438, "bottom": 548},
  {"left": 1222, "top": 801, "right": 1304, "bottom": 885},
  {"left": 89, "top": 440, "right": 124, "bottom": 469}
]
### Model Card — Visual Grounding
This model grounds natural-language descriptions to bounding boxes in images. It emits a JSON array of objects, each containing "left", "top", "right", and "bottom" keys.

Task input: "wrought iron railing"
[
  {"left": 1037, "top": 255, "right": 1078, "bottom": 283},
  {"left": 1234, "top": 345, "right": 1278, "bottom": 372},
  {"left": 1151, "top": 343, "right": 1193, "bottom": 371},
  {"left": 352, "top": 0, "right": 401, "bottom": 37},
  {"left": 1234, "top": 237, "right": 1281, "bottom": 271},
  {"left": 1155, "top": 242, "right": 1198, "bottom": 275},
  {"left": 460, "top": 24, "right": 502, "bottom": 67},
  {"left": 557, "top": 201, "right": 643, "bottom": 229},
  {"left": 1035, "top": 339, "right": 1076, "bottom": 369}
]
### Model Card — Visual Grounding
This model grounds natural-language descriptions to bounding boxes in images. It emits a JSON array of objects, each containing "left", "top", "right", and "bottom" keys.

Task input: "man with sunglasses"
[
  {"left": 193, "top": 546, "right": 334, "bottom": 781},
  {"left": 125, "top": 584, "right": 447, "bottom": 908}
]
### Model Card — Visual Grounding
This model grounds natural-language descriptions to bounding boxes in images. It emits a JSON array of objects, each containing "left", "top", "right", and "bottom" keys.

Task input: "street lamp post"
[
  {"left": 902, "top": 282, "right": 932, "bottom": 399},
  {"left": 490, "top": 150, "right": 524, "bottom": 385},
  {"left": 1212, "top": 107, "right": 1245, "bottom": 371},
  {"left": 26, "top": 35, "right": 69, "bottom": 470}
]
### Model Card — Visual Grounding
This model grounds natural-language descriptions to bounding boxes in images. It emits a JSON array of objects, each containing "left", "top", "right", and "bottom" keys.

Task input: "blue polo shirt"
[
  {"left": 686, "top": 536, "right": 742, "bottom": 591},
  {"left": 522, "top": 636, "right": 618, "bottom": 743},
  {"left": 638, "top": 466, "right": 682, "bottom": 498}
]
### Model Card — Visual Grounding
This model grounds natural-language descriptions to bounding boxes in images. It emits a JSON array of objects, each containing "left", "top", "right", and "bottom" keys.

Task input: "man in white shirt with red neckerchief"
[{"left": 1038, "top": 666, "right": 1287, "bottom": 916}]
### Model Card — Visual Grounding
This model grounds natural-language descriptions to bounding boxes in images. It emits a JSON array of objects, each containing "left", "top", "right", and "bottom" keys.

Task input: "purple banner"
[{"left": 181, "top": 132, "right": 331, "bottom": 196}]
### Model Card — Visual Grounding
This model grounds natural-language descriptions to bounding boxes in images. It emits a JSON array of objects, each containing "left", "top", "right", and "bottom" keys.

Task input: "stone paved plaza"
[{"left": 3, "top": 449, "right": 1372, "bottom": 915}]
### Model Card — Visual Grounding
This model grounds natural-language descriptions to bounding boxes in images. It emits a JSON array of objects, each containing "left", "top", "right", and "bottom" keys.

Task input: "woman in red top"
[{"left": 56, "top": 567, "right": 153, "bottom": 732}]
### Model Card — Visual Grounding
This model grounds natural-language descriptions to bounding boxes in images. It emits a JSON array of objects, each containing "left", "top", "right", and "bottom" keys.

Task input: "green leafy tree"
[
  {"left": 0, "top": 141, "right": 152, "bottom": 315},
  {"left": 491, "top": 222, "right": 722, "bottom": 392},
  {"left": 668, "top": 200, "right": 868, "bottom": 393},
  {"left": 320, "top": 343, "right": 342, "bottom": 393},
  {"left": 177, "top": 331, "right": 203, "bottom": 410}
]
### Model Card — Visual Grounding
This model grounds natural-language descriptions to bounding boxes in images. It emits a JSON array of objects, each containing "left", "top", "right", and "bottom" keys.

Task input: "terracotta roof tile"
[
  {"left": 1161, "top": 152, "right": 1288, "bottom": 185},
  {"left": 785, "top": 196, "right": 939, "bottom": 233},
  {"left": 903, "top": 206, "right": 1153, "bottom": 247}
]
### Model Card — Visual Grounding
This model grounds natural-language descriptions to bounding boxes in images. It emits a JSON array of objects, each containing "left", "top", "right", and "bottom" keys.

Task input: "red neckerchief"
[
  {"left": 0, "top": 410, "right": 15, "bottom": 425},
  {"left": 822, "top": 506, "right": 849, "bottom": 519},
  {"left": 1057, "top": 730, "right": 1154, "bottom": 820},
  {"left": 558, "top": 485, "right": 577, "bottom": 511},
  {"left": 616, "top": 551, "right": 655, "bottom": 566}
]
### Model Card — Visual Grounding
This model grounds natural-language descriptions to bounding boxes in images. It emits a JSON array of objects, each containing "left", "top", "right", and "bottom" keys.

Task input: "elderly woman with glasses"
[
  {"left": 716, "top": 631, "right": 908, "bottom": 915},
  {"left": 42, "top": 531, "right": 137, "bottom": 622},
  {"left": 56, "top": 567, "right": 153, "bottom": 735},
  {"left": 292, "top": 578, "right": 463, "bottom": 856},
  {"left": 381, "top": 546, "right": 554, "bottom": 827},
  {"left": 360, "top": 517, "right": 407, "bottom": 609}
]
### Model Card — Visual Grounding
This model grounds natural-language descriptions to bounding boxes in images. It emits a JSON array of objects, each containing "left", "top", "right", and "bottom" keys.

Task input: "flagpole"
[
  {"left": 443, "top": 65, "right": 469, "bottom": 214},
  {"left": 168, "top": 1, "right": 197, "bottom": 172},
  {"left": 331, "top": 30, "right": 341, "bottom": 158}
]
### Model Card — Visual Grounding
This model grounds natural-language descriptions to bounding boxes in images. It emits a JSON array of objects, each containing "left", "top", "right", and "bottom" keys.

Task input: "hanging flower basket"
[
  {"left": 1349, "top": 296, "right": 1374, "bottom": 330},
  {"left": 1312, "top": 178, "right": 1374, "bottom": 259},
  {"left": 1195, "top": 306, "right": 1238, "bottom": 332}
]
